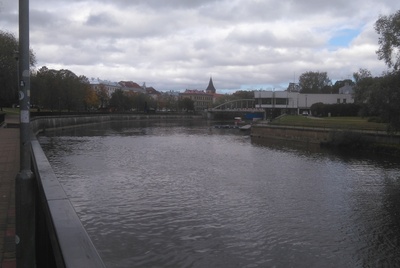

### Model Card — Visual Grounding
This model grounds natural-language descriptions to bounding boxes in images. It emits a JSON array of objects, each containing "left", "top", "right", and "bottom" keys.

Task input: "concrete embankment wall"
[
  {"left": 30, "top": 114, "right": 202, "bottom": 134},
  {"left": 251, "top": 124, "right": 400, "bottom": 145},
  {"left": 251, "top": 124, "right": 331, "bottom": 144}
]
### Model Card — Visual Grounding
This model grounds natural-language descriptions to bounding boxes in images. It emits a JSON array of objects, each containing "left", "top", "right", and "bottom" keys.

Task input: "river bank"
[
  {"left": 39, "top": 120, "right": 400, "bottom": 267},
  {"left": 250, "top": 121, "right": 400, "bottom": 157},
  {"left": 29, "top": 113, "right": 400, "bottom": 157}
]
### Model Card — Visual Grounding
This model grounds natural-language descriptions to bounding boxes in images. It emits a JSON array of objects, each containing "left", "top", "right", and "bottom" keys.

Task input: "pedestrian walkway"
[{"left": 0, "top": 114, "right": 19, "bottom": 268}]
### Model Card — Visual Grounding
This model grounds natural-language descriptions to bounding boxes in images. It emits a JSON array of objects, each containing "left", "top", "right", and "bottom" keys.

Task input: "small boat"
[
  {"left": 239, "top": 124, "right": 251, "bottom": 131},
  {"left": 234, "top": 117, "right": 244, "bottom": 125}
]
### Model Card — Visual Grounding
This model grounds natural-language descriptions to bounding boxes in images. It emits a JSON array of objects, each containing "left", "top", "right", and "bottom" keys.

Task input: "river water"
[{"left": 38, "top": 120, "right": 400, "bottom": 268}]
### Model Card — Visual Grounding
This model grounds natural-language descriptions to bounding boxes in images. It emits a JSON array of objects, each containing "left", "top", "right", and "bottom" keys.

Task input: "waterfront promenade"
[{"left": 0, "top": 114, "right": 19, "bottom": 268}]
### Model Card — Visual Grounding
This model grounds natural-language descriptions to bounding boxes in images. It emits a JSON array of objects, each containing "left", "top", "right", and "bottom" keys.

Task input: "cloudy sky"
[{"left": 1, "top": 0, "right": 399, "bottom": 92}]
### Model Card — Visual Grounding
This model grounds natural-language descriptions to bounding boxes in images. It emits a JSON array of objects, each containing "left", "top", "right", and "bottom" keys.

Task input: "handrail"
[{"left": 31, "top": 138, "right": 106, "bottom": 268}]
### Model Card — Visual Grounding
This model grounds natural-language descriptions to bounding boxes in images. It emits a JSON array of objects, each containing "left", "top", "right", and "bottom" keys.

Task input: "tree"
[
  {"left": 58, "top": 69, "right": 87, "bottom": 111},
  {"left": 369, "top": 12, "right": 400, "bottom": 131},
  {"left": 232, "top": 90, "right": 254, "bottom": 99},
  {"left": 286, "top": 82, "right": 300, "bottom": 92},
  {"left": 352, "top": 68, "right": 374, "bottom": 105},
  {"left": 110, "top": 89, "right": 131, "bottom": 111},
  {"left": 310, "top": 102, "right": 360, "bottom": 117},
  {"left": 298, "top": 71, "right": 331, "bottom": 93},
  {"left": 79, "top": 76, "right": 98, "bottom": 110},
  {"left": 0, "top": 31, "right": 36, "bottom": 108},
  {"left": 95, "top": 84, "right": 109, "bottom": 109},
  {"left": 331, "top": 79, "right": 354, "bottom": 94},
  {"left": 31, "top": 66, "right": 59, "bottom": 110},
  {"left": 375, "top": 10, "right": 400, "bottom": 70},
  {"left": 353, "top": 68, "right": 372, "bottom": 84},
  {"left": 368, "top": 70, "right": 400, "bottom": 132},
  {"left": 178, "top": 97, "right": 195, "bottom": 112},
  {"left": 83, "top": 85, "right": 99, "bottom": 110},
  {"left": 310, "top": 102, "right": 326, "bottom": 116},
  {"left": 158, "top": 92, "right": 179, "bottom": 111},
  {"left": 31, "top": 67, "right": 89, "bottom": 111}
]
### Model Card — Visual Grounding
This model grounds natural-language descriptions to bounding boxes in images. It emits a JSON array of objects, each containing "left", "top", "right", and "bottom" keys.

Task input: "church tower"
[{"left": 205, "top": 77, "right": 216, "bottom": 94}]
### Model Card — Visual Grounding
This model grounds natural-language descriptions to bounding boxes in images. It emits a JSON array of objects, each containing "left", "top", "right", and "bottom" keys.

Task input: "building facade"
[
  {"left": 89, "top": 78, "right": 121, "bottom": 97},
  {"left": 180, "top": 90, "right": 214, "bottom": 111},
  {"left": 254, "top": 91, "right": 354, "bottom": 115},
  {"left": 179, "top": 77, "right": 219, "bottom": 111},
  {"left": 146, "top": 87, "right": 161, "bottom": 100},
  {"left": 119, "top": 81, "right": 146, "bottom": 93}
]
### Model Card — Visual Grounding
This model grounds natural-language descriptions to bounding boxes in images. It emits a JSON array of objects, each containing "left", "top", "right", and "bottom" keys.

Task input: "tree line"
[
  {"left": 31, "top": 66, "right": 201, "bottom": 113},
  {"left": 31, "top": 67, "right": 174, "bottom": 113},
  {"left": 292, "top": 71, "right": 354, "bottom": 94},
  {"left": 0, "top": 30, "right": 36, "bottom": 109}
]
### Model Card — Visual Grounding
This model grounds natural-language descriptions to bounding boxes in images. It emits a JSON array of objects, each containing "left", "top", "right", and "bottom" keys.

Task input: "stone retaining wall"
[
  {"left": 251, "top": 124, "right": 400, "bottom": 145},
  {"left": 30, "top": 114, "right": 201, "bottom": 134}
]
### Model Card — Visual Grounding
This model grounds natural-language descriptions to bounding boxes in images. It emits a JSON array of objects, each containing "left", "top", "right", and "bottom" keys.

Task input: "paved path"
[{"left": 0, "top": 114, "right": 19, "bottom": 268}]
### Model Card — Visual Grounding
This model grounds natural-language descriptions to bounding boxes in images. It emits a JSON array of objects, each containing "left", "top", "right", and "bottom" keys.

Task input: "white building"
[
  {"left": 254, "top": 91, "right": 354, "bottom": 115},
  {"left": 89, "top": 78, "right": 121, "bottom": 97}
]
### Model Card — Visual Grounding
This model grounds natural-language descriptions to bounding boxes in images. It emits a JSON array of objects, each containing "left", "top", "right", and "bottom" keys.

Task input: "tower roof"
[{"left": 206, "top": 77, "right": 216, "bottom": 94}]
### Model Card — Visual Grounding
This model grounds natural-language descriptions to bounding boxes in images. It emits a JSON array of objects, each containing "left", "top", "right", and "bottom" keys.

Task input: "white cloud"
[{"left": 1, "top": 0, "right": 399, "bottom": 91}]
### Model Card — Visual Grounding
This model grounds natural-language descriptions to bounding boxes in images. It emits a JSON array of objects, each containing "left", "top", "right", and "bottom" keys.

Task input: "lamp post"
[{"left": 16, "top": 0, "right": 36, "bottom": 267}]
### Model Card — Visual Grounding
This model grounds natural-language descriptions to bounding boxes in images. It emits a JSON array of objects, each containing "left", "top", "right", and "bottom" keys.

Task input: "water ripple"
[{"left": 39, "top": 121, "right": 400, "bottom": 267}]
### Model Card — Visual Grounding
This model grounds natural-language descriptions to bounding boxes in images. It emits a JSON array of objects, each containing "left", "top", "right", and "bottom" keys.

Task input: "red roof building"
[
  {"left": 119, "top": 81, "right": 145, "bottom": 93},
  {"left": 180, "top": 89, "right": 213, "bottom": 111}
]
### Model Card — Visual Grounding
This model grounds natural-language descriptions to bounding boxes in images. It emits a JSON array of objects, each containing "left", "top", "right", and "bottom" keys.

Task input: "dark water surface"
[{"left": 38, "top": 120, "right": 400, "bottom": 268}]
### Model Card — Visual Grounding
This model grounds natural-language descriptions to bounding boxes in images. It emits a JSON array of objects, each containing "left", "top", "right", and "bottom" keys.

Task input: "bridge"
[{"left": 206, "top": 99, "right": 266, "bottom": 120}]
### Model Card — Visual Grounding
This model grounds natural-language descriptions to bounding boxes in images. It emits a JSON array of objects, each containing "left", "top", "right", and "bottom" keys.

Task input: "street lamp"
[{"left": 16, "top": 0, "right": 35, "bottom": 266}]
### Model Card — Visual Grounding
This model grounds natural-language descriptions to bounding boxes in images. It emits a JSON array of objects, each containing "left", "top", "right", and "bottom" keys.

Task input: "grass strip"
[{"left": 270, "top": 115, "right": 387, "bottom": 132}]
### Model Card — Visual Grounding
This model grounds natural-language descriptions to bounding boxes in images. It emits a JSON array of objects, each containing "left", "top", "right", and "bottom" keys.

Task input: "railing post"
[{"left": 16, "top": 0, "right": 36, "bottom": 267}]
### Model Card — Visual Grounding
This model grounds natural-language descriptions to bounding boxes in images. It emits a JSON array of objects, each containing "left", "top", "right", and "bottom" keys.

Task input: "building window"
[
  {"left": 275, "top": 98, "right": 288, "bottom": 105},
  {"left": 337, "top": 99, "right": 340, "bottom": 103},
  {"left": 262, "top": 98, "right": 272, "bottom": 104},
  {"left": 343, "top": 99, "right": 347, "bottom": 103}
]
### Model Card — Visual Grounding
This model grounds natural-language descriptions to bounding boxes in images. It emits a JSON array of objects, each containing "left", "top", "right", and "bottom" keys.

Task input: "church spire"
[{"left": 206, "top": 77, "right": 216, "bottom": 94}]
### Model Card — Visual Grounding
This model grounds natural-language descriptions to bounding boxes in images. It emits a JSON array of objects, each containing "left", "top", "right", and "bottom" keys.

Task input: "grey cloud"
[
  {"left": 51, "top": 0, "right": 221, "bottom": 10},
  {"left": 108, "top": 0, "right": 220, "bottom": 10},
  {"left": 5, "top": 0, "right": 399, "bottom": 91},
  {"left": 31, "top": 9, "right": 62, "bottom": 29},
  {"left": 86, "top": 12, "right": 119, "bottom": 27}
]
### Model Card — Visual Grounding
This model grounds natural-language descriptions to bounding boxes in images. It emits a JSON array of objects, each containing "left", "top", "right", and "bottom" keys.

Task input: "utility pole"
[{"left": 16, "top": 0, "right": 36, "bottom": 267}]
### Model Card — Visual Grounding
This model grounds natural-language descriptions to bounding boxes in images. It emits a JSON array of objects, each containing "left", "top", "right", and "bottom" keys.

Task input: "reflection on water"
[{"left": 39, "top": 120, "right": 400, "bottom": 267}]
